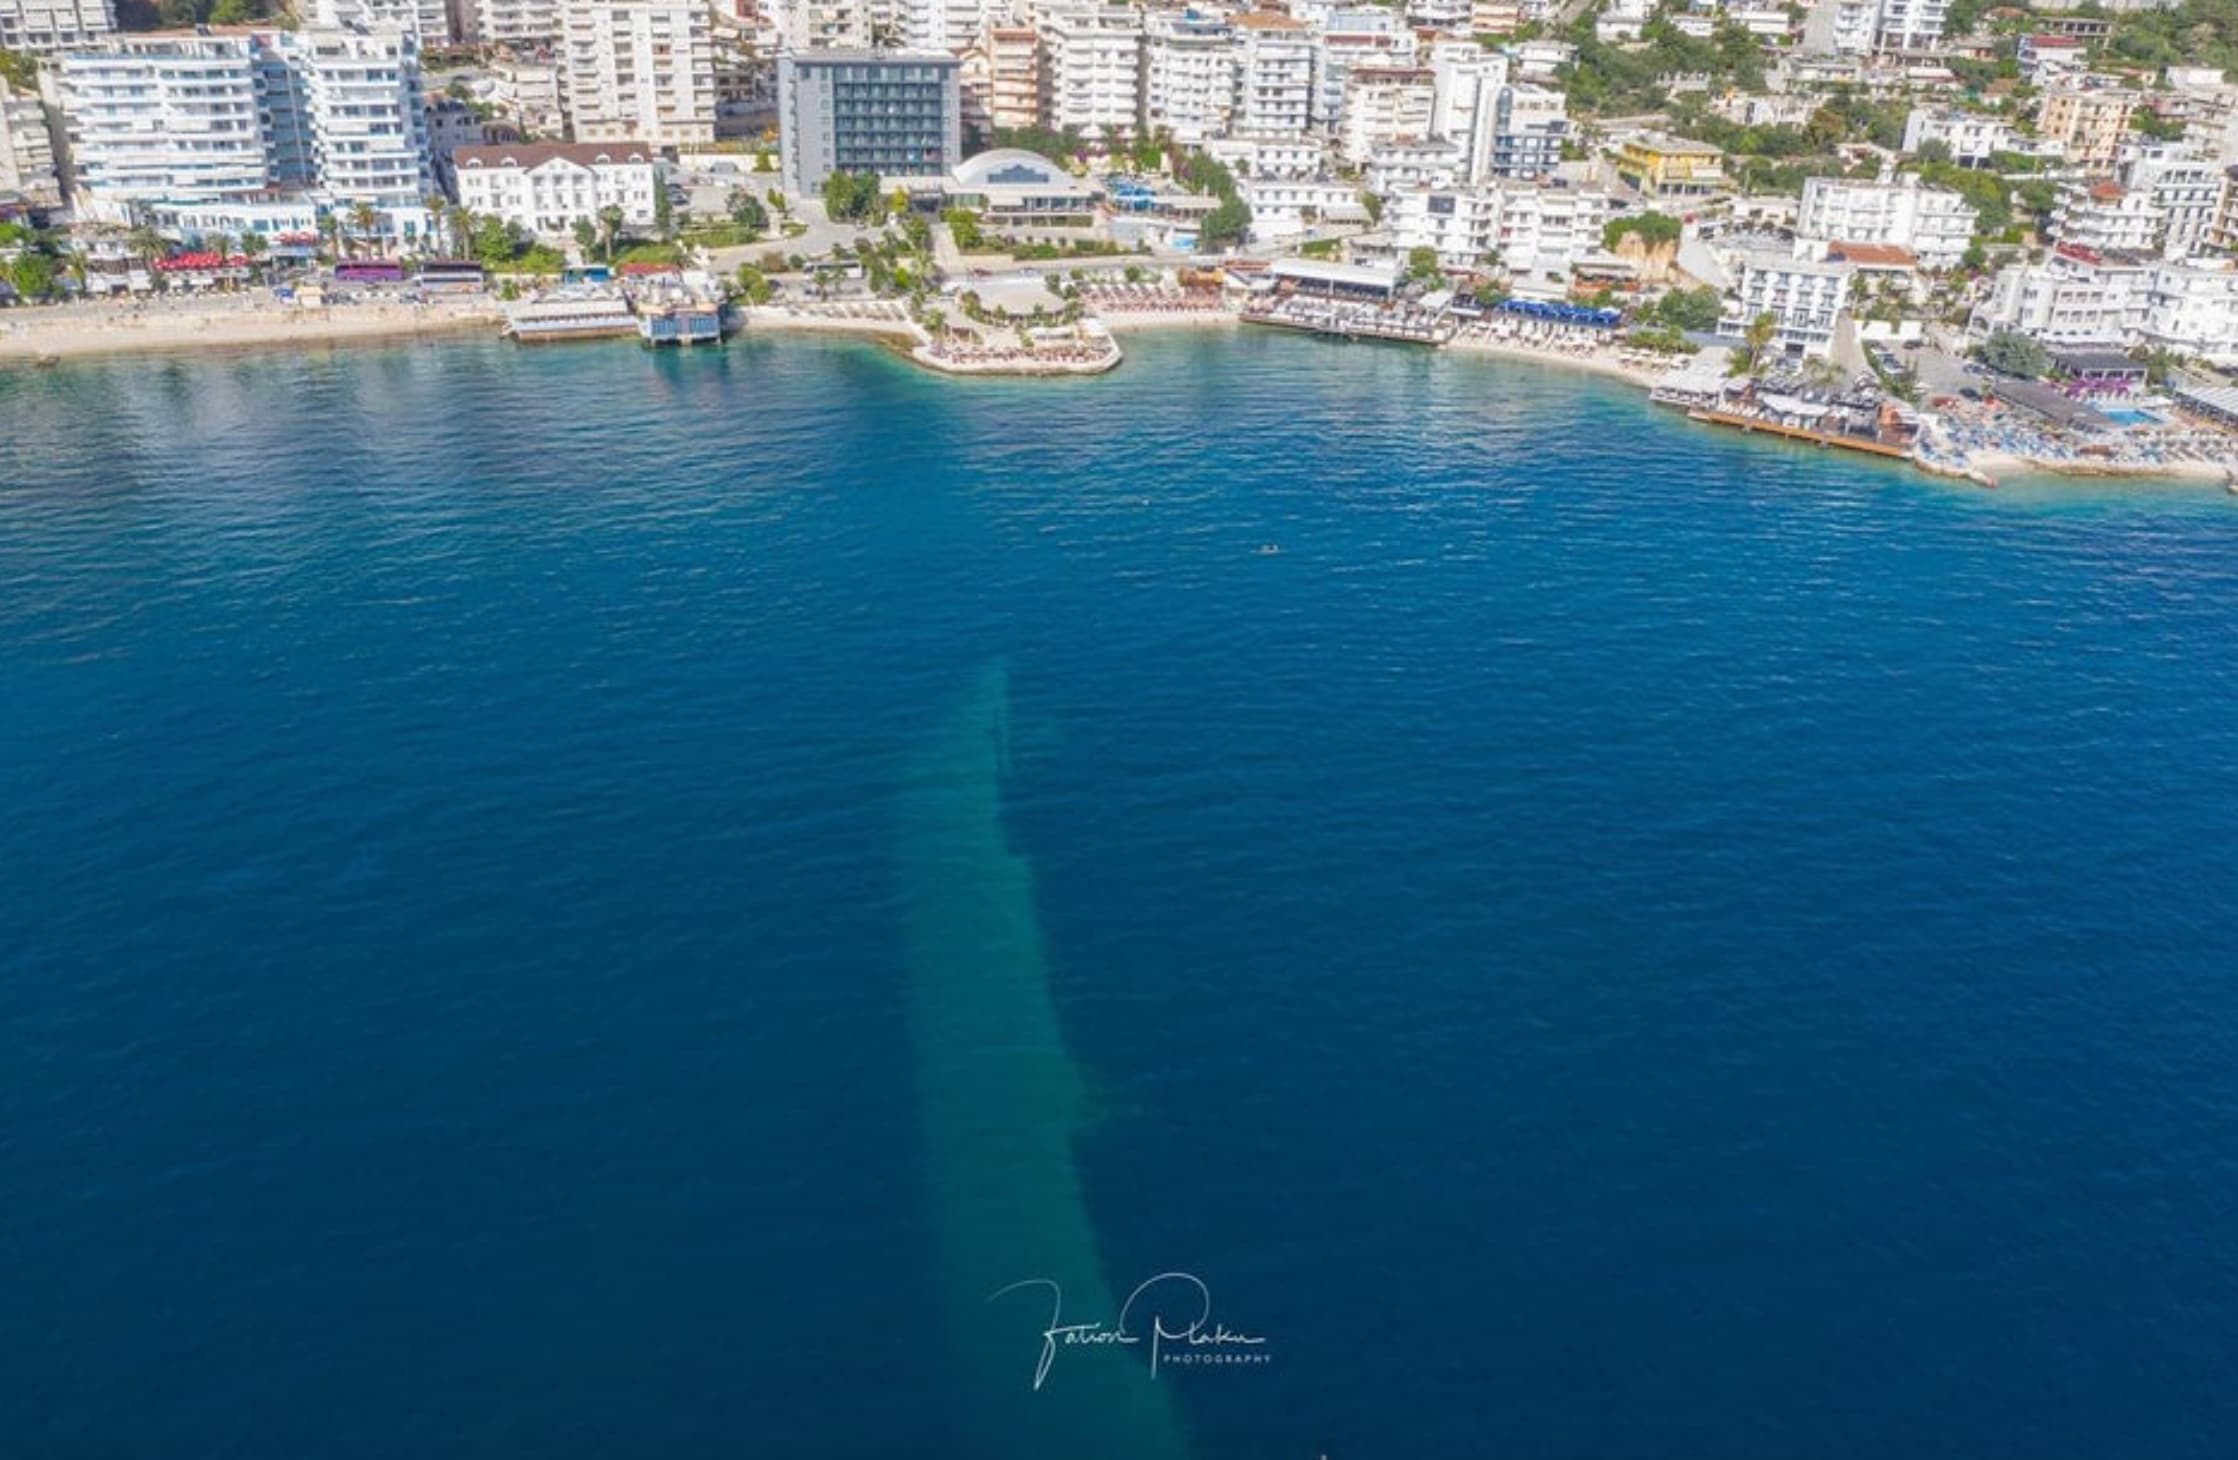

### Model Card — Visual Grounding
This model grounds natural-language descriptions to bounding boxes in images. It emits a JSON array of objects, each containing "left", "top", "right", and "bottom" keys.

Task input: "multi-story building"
[
  {"left": 1613, "top": 132, "right": 1725, "bottom": 199},
  {"left": 1314, "top": 9, "right": 1413, "bottom": 137},
  {"left": 1724, "top": 249, "right": 1854, "bottom": 358},
  {"left": 1975, "top": 244, "right": 2149, "bottom": 349},
  {"left": 561, "top": 0, "right": 717, "bottom": 147},
  {"left": 473, "top": 0, "right": 560, "bottom": 49},
  {"left": 2050, "top": 178, "right": 2162, "bottom": 254},
  {"left": 57, "top": 32, "right": 275, "bottom": 221},
  {"left": 777, "top": 49, "right": 960, "bottom": 194},
  {"left": 313, "top": 0, "right": 454, "bottom": 46},
  {"left": 1338, "top": 64, "right": 1433, "bottom": 166},
  {"left": 57, "top": 25, "right": 433, "bottom": 231},
  {"left": 488, "top": 52, "right": 566, "bottom": 136},
  {"left": 1233, "top": 11, "right": 1316, "bottom": 138},
  {"left": 2038, "top": 86, "right": 2139, "bottom": 168},
  {"left": 1899, "top": 105, "right": 2028, "bottom": 168},
  {"left": 2121, "top": 143, "right": 2224, "bottom": 259},
  {"left": 297, "top": 24, "right": 432, "bottom": 207},
  {"left": 1, "top": 0, "right": 114, "bottom": 55},
  {"left": 900, "top": 0, "right": 987, "bottom": 54},
  {"left": 1796, "top": 175, "right": 1977, "bottom": 270},
  {"left": 453, "top": 139, "right": 657, "bottom": 232},
  {"left": 1035, "top": 2, "right": 1141, "bottom": 145},
  {"left": 1491, "top": 82, "right": 1565, "bottom": 180},
  {"left": 0, "top": 79, "right": 61, "bottom": 209},
  {"left": 1144, "top": 8, "right": 1233, "bottom": 145},
  {"left": 1386, "top": 177, "right": 1608, "bottom": 288},
  {"left": 1427, "top": 43, "right": 1506, "bottom": 183},
  {"left": 2139, "top": 259, "right": 2238, "bottom": 362},
  {"left": 978, "top": 20, "right": 1041, "bottom": 133}
]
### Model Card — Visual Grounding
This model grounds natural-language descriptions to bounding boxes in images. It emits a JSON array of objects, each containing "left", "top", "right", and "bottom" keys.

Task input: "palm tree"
[
  {"left": 572, "top": 217, "right": 598, "bottom": 260},
  {"left": 596, "top": 204, "right": 625, "bottom": 264},
  {"left": 237, "top": 231, "right": 267, "bottom": 281},
  {"left": 421, "top": 193, "right": 448, "bottom": 256},
  {"left": 1743, "top": 311, "right": 1778, "bottom": 374},
  {"left": 125, "top": 224, "right": 165, "bottom": 268},
  {"left": 350, "top": 202, "right": 381, "bottom": 258},
  {"left": 317, "top": 213, "right": 341, "bottom": 262},
  {"left": 446, "top": 204, "right": 472, "bottom": 257}
]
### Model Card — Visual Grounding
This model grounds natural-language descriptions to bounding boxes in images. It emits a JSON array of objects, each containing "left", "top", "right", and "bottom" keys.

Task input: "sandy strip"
[
  {"left": 742, "top": 306, "right": 924, "bottom": 341},
  {"left": 0, "top": 301, "right": 502, "bottom": 362},
  {"left": 1444, "top": 334, "right": 1672, "bottom": 392},
  {"left": 1962, "top": 448, "right": 2236, "bottom": 486},
  {"left": 1096, "top": 310, "right": 1240, "bottom": 334}
]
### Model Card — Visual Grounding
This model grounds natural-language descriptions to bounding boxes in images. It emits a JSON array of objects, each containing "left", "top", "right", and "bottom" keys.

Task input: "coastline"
[
  {"left": 0, "top": 299, "right": 503, "bottom": 363},
  {"left": 6, "top": 295, "right": 2230, "bottom": 489}
]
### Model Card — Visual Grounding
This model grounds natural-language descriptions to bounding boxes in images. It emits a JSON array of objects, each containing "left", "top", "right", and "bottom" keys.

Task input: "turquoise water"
[{"left": 6, "top": 331, "right": 2238, "bottom": 1458}]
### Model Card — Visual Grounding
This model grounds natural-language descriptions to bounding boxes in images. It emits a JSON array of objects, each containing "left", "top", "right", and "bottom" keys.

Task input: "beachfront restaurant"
[
  {"left": 1266, "top": 256, "right": 1401, "bottom": 302},
  {"left": 2051, "top": 349, "right": 2148, "bottom": 398},
  {"left": 946, "top": 149, "right": 1097, "bottom": 229}
]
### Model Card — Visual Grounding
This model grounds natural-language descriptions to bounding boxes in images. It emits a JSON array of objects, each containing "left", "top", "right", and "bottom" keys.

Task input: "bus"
[{"left": 416, "top": 259, "right": 487, "bottom": 293}]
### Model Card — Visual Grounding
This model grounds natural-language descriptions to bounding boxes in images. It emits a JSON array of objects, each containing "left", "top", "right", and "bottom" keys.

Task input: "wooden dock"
[{"left": 1685, "top": 407, "right": 1914, "bottom": 460}]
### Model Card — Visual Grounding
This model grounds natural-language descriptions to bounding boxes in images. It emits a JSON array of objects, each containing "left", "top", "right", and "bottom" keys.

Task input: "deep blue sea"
[{"left": 6, "top": 331, "right": 2238, "bottom": 1459}]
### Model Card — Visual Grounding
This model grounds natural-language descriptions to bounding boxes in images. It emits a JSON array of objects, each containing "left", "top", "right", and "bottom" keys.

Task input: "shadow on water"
[{"left": 897, "top": 660, "right": 1192, "bottom": 1460}]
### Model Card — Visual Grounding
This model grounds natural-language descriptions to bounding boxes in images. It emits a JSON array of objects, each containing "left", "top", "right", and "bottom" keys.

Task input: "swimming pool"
[{"left": 2102, "top": 407, "right": 2162, "bottom": 426}]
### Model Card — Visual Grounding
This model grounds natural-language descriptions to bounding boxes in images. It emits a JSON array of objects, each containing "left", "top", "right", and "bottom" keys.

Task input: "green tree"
[
  {"left": 1652, "top": 285, "right": 1722, "bottom": 332},
  {"left": 597, "top": 204, "right": 625, "bottom": 263},
  {"left": 1743, "top": 311, "right": 1779, "bottom": 372},
  {"left": 726, "top": 188, "right": 768, "bottom": 233},
  {"left": 572, "top": 218, "right": 597, "bottom": 257},
  {"left": 942, "top": 207, "right": 984, "bottom": 250},
  {"left": 126, "top": 224, "right": 166, "bottom": 267},
  {"left": 734, "top": 263, "right": 772, "bottom": 303},
  {"left": 1977, "top": 328, "right": 2050, "bottom": 379},
  {"left": 0, "top": 46, "right": 40, "bottom": 91},
  {"left": 654, "top": 183, "right": 675, "bottom": 240},
  {"left": 6, "top": 250, "right": 58, "bottom": 302},
  {"left": 1406, "top": 245, "right": 1443, "bottom": 283},
  {"left": 236, "top": 231, "right": 267, "bottom": 277}
]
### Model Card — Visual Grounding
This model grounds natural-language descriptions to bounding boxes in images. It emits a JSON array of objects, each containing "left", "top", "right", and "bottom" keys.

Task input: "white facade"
[
  {"left": 0, "top": 0, "right": 114, "bottom": 55},
  {"left": 561, "top": 0, "right": 717, "bottom": 147},
  {"left": 314, "top": 0, "right": 454, "bottom": 46},
  {"left": 1314, "top": 9, "right": 1413, "bottom": 136},
  {"left": 57, "top": 33, "right": 274, "bottom": 220},
  {"left": 2122, "top": 144, "right": 2225, "bottom": 258},
  {"left": 1, "top": 80, "right": 60, "bottom": 208},
  {"left": 2051, "top": 179, "right": 2163, "bottom": 255},
  {"left": 1428, "top": 45, "right": 1507, "bottom": 184},
  {"left": 1036, "top": 2, "right": 1142, "bottom": 144},
  {"left": 1796, "top": 175, "right": 1977, "bottom": 270},
  {"left": 1234, "top": 13, "right": 1315, "bottom": 139},
  {"left": 2139, "top": 260, "right": 2238, "bottom": 362},
  {"left": 1976, "top": 246, "right": 2149, "bottom": 350},
  {"left": 298, "top": 25, "right": 433, "bottom": 206},
  {"left": 474, "top": 0, "right": 560, "bottom": 49},
  {"left": 1339, "top": 64, "right": 1434, "bottom": 166},
  {"left": 1144, "top": 9, "right": 1234, "bottom": 145},
  {"left": 453, "top": 139, "right": 657, "bottom": 232},
  {"left": 1389, "top": 178, "right": 1608, "bottom": 288},
  {"left": 1725, "top": 249, "right": 1854, "bottom": 357},
  {"left": 1237, "top": 173, "right": 1361, "bottom": 242}
]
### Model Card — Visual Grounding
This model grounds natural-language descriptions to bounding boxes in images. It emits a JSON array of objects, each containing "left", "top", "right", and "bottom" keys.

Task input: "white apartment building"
[
  {"left": 1724, "top": 249, "right": 1855, "bottom": 358},
  {"left": 1428, "top": 44, "right": 1508, "bottom": 184},
  {"left": 2121, "top": 144, "right": 2224, "bottom": 258},
  {"left": 473, "top": 0, "right": 560, "bottom": 49},
  {"left": 313, "top": 0, "right": 454, "bottom": 46},
  {"left": 58, "top": 26, "right": 432, "bottom": 228},
  {"left": 1388, "top": 177, "right": 1607, "bottom": 288},
  {"left": 1492, "top": 82, "right": 1565, "bottom": 180},
  {"left": 1339, "top": 64, "right": 1434, "bottom": 166},
  {"left": 2139, "top": 260, "right": 2238, "bottom": 361},
  {"left": 768, "top": 0, "right": 869, "bottom": 51},
  {"left": 1237, "top": 173, "right": 1361, "bottom": 242},
  {"left": 1314, "top": 9, "right": 1413, "bottom": 137},
  {"left": 1364, "top": 138, "right": 1463, "bottom": 192},
  {"left": 1, "top": 0, "right": 113, "bottom": 55},
  {"left": 561, "top": 0, "right": 717, "bottom": 147},
  {"left": 1234, "top": 12, "right": 1316, "bottom": 138},
  {"left": 2050, "top": 177, "right": 2161, "bottom": 254},
  {"left": 453, "top": 139, "right": 657, "bottom": 232},
  {"left": 1899, "top": 105, "right": 2024, "bottom": 167},
  {"left": 1036, "top": 2, "right": 1141, "bottom": 144},
  {"left": 1, "top": 80, "right": 60, "bottom": 208},
  {"left": 1144, "top": 8, "right": 1233, "bottom": 145},
  {"left": 1796, "top": 175, "right": 1977, "bottom": 270},
  {"left": 1975, "top": 245, "right": 2149, "bottom": 349},
  {"left": 57, "top": 32, "right": 276, "bottom": 221},
  {"left": 1205, "top": 132, "right": 1320, "bottom": 180},
  {"left": 1595, "top": 0, "right": 1650, "bottom": 43},
  {"left": 900, "top": 0, "right": 989, "bottom": 55},
  {"left": 298, "top": 25, "right": 433, "bottom": 206}
]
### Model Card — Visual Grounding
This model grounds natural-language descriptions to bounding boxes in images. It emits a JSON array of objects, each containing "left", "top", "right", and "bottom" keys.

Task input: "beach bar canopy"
[
  {"left": 1269, "top": 257, "right": 1401, "bottom": 299},
  {"left": 1493, "top": 298, "right": 1622, "bottom": 329}
]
